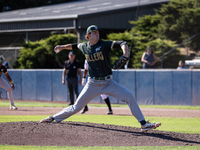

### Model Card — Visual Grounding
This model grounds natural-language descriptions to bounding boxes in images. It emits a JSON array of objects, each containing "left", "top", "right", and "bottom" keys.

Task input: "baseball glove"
[{"left": 113, "top": 55, "right": 129, "bottom": 69}]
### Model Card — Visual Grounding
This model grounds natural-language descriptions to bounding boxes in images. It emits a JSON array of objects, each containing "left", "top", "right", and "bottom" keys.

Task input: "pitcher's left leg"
[{"left": 101, "top": 80, "right": 145, "bottom": 122}]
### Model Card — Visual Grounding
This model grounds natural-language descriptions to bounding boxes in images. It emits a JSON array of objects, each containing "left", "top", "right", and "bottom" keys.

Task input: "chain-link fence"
[{"left": 0, "top": 47, "right": 22, "bottom": 68}]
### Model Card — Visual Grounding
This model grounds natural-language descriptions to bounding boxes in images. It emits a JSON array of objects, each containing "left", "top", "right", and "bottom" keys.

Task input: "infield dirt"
[{"left": 0, "top": 100, "right": 200, "bottom": 146}]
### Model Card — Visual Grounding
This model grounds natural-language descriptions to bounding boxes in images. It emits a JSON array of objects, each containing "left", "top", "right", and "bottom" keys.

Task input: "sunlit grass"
[
  {"left": 0, "top": 115, "right": 199, "bottom": 134},
  {"left": 0, "top": 100, "right": 199, "bottom": 150},
  {"left": 0, "top": 100, "right": 200, "bottom": 110},
  {"left": 0, "top": 145, "right": 200, "bottom": 150}
]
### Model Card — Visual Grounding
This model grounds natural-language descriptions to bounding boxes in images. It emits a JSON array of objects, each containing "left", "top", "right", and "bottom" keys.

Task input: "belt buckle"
[
  {"left": 99, "top": 77, "right": 105, "bottom": 80},
  {"left": 106, "top": 76, "right": 110, "bottom": 79},
  {"left": 95, "top": 77, "right": 105, "bottom": 80}
]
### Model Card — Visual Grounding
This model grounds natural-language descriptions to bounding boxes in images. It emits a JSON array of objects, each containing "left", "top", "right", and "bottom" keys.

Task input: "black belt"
[{"left": 91, "top": 75, "right": 112, "bottom": 80}]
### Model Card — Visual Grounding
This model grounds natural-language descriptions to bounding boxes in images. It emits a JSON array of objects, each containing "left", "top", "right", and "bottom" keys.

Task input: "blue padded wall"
[
  {"left": 22, "top": 70, "right": 37, "bottom": 100},
  {"left": 1, "top": 69, "right": 199, "bottom": 105},
  {"left": 136, "top": 70, "right": 154, "bottom": 105},
  {"left": 172, "top": 70, "right": 192, "bottom": 105},
  {"left": 154, "top": 70, "right": 173, "bottom": 105},
  {"left": 192, "top": 70, "right": 200, "bottom": 105},
  {"left": 36, "top": 70, "right": 52, "bottom": 101},
  {"left": 52, "top": 69, "right": 68, "bottom": 102}
]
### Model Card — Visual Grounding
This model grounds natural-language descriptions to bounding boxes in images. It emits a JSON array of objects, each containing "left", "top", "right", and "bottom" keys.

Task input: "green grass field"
[
  {"left": 0, "top": 100, "right": 200, "bottom": 109},
  {"left": 0, "top": 145, "right": 200, "bottom": 150},
  {"left": 0, "top": 100, "right": 200, "bottom": 150},
  {"left": 0, "top": 115, "right": 199, "bottom": 134}
]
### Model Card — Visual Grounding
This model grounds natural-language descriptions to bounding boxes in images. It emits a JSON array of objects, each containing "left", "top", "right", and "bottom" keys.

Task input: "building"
[{"left": 0, "top": 0, "right": 169, "bottom": 67}]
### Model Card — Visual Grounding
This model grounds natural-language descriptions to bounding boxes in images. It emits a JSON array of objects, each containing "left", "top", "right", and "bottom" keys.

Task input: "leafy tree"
[
  {"left": 13, "top": 34, "right": 85, "bottom": 69},
  {"left": 106, "top": 31, "right": 133, "bottom": 68},
  {"left": 156, "top": 0, "right": 200, "bottom": 51},
  {"left": 106, "top": 0, "right": 200, "bottom": 68},
  {"left": 129, "top": 14, "right": 161, "bottom": 40},
  {"left": 106, "top": 12, "right": 185, "bottom": 69},
  {"left": 106, "top": 15, "right": 160, "bottom": 68}
]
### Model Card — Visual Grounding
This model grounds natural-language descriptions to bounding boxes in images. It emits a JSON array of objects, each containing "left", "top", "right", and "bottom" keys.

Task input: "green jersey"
[{"left": 78, "top": 40, "right": 120, "bottom": 77}]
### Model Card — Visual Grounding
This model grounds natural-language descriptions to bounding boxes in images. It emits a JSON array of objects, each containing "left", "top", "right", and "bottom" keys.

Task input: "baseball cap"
[
  {"left": 86, "top": 25, "right": 99, "bottom": 34},
  {"left": 68, "top": 51, "right": 75, "bottom": 55}
]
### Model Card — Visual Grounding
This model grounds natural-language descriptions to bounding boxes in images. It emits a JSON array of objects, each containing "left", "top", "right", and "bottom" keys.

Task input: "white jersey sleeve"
[{"left": 84, "top": 59, "right": 89, "bottom": 70}]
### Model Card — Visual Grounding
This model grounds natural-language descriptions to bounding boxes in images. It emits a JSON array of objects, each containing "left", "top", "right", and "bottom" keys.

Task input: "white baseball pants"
[{"left": 53, "top": 77, "right": 145, "bottom": 123}]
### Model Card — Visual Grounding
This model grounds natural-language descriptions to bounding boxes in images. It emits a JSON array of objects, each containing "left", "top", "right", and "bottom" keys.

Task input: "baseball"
[{"left": 55, "top": 49, "right": 60, "bottom": 53}]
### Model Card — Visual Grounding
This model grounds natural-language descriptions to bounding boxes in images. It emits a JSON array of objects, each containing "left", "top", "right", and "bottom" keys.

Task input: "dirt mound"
[{"left": 0, "top": 121, "right": 199, "bottom": 146}]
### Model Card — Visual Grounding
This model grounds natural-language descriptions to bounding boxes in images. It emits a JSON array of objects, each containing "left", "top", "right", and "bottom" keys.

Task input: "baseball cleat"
[
  {"left": 107, "top": 110, "right": 113, "bottom": 115},
  {"left": 80, "top": 107, "right": 88, "bottom": 114},
  {"left": 10, "top": 105, "right": 18, "bottom": 110},
  {"left": 141, "top": 121, "right": 161, "bottom": 132},
  {"left": 39, "top": 116, "right": 54, "bottom": 123}
]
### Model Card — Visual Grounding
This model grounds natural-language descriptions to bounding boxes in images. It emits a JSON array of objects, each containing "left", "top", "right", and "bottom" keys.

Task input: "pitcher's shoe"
[
  {"left": 107, "top": 110, "right": 113, "bottom": 115},
  {"left": 141, "top": 121, "right": 161, "bottom": 132},
  {"left": 10, "top": 105, "right": 18, "bottom": 110},
  {"left": 80, "top": 107, "right": 88, "bottom": 114},
  {"left": 39, "top": 116, "right": 54, "bottom": 123}
]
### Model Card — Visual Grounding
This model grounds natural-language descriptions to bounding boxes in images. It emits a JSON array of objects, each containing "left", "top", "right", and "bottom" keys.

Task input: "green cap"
[{"left": 86, "top": 25, "right": 99, "bottom": 34}]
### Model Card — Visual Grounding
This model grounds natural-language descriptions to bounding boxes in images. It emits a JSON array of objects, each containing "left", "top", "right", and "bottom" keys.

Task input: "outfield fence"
[{"left": 0, "top": 69, "right": 199, "bottom": 105}]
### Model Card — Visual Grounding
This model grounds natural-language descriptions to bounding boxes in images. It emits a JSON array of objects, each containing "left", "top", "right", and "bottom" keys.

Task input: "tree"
[
  {"left": 106, "top": 31, "right": 133, "bottom": 68},
  {"left": 156, "top": 0, "right": 200, "bottom": 51},
  {"left": 13, "top": 34, "right": 84, "bottom": 69},
  {"left": 106, "top": 12, "right": 185, "bottom": 68}
]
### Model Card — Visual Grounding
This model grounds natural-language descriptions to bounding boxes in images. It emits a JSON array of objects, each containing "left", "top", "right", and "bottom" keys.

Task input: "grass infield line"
[
  {"left": 0, "top": 100, "right": 200, "bottom": 110},
  {"left": 0, "top": 145, "right": 200, "bottom": 150},
  {"left": 0, "top": 115, "right": 199, "bottom": 134}
]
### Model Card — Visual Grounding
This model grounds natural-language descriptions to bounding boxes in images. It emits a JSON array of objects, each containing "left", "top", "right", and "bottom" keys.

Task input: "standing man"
[
  {"left": 62, "top": 51, "right": 82, "bottom": 105},
  {"left": 0, "top": 60, "right": 17, "bottom": 110},
  {"left": 81, "top": 59, "right": 113, "bottom": 114},
  {"left": 40, "top": 25, "right": 161, "bottom": 133}
]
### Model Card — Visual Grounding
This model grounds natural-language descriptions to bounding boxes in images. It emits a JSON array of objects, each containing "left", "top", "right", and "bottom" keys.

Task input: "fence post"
[{"left": 186, "top": 41, "right": 188, "bottom": 59}]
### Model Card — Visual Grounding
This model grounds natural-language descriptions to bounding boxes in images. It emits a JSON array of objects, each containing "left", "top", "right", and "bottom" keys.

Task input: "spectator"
[
  {"left": 177, "top": 60, "right": 188, "bottom": 69},
  {"left": 141, "top": 46, "right": 158, "bottom": 69}
]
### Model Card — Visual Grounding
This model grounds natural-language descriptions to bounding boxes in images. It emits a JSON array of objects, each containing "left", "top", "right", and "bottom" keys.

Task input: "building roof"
[
  {"left": 0, "top": 0, "right": 168, "bottom": 21},
  {"left": 0, "top": 0, "right": 169, "bottom": 32}
]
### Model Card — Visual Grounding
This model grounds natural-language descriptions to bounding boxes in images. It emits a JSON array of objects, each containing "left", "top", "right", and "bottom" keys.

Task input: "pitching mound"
[{"left": 0, "top": 121, "right": 200, "bottom": 146}]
